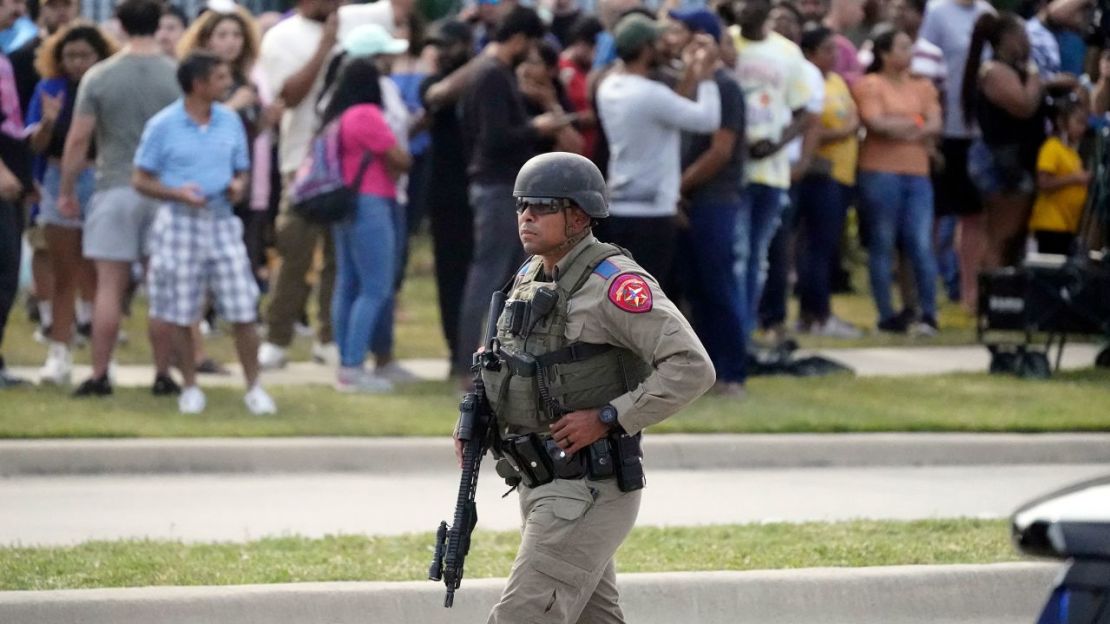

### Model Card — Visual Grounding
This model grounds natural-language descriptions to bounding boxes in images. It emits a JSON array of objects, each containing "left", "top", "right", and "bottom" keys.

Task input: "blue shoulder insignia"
[
  {"left": 516, "top": 260, "right": 532, "bottom": 276},
  {"left": 593, "top": 259, "right": 620, "bottom": 280}
]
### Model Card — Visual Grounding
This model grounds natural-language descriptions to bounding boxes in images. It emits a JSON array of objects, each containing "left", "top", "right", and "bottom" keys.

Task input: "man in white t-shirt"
[
  {"left": 729, "top": 0, "right": 811, "bottom": 337},
  {"left": 255, "top": 0, "right": 412, "bottom": 370},
  {"left": 760, "top": 1, "right": 826, "bottom": 339}
]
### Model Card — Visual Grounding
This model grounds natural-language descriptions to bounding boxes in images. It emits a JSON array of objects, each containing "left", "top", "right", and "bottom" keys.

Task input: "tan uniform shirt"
[{"left": 550, "top": 235, "right": 716, "bottom": 434}]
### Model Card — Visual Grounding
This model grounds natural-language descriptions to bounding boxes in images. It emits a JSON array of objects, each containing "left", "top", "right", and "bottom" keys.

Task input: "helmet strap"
[{"left": 552, "top": 208, "right": 589, "bottom": 253}]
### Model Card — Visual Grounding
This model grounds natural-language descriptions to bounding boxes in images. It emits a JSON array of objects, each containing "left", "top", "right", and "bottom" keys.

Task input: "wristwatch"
[{"left": 598, "top": 404, "right": 620, "bottom": 430}]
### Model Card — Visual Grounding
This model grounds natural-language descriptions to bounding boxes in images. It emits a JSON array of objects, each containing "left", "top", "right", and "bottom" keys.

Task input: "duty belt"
[{"left": 495, "top": 431, "right": 644, "bottom": 492}]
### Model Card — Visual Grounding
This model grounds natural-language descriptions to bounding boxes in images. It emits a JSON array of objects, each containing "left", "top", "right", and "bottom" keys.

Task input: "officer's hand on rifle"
[
  {"left": 454, "top": 434, "right": 464, "bottom": 469},
  {"left": 550, "top": 408, "right": 608, "bottom": 455}
]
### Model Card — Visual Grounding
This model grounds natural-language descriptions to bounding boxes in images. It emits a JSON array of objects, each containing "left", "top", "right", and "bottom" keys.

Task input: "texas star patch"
[{"left": 607, "top": 273, "right": 653, "bottom": 313}]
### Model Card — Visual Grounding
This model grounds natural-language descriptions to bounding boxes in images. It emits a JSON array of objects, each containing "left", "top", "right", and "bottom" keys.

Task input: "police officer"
[{"left": 456, "top": 152, "right": 715, "bottom": 623}]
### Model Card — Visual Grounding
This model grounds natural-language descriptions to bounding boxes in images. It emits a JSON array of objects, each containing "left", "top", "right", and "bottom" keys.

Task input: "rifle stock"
[{"left": 429, "top": 291, "right": 505, "bottom": 607}]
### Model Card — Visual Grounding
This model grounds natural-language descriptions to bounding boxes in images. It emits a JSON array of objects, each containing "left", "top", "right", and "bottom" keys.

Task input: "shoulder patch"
[
  {"left": 593, "top": 259, "right": 620, "bottom": 280},
  {"left": 607, "top": 273, "right": 653, "bottom": 313}
]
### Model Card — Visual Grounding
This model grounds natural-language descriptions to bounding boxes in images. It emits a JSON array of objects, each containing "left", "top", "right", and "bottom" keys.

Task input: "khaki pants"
[
  {"left": 488, "top": 477, "right": 641, "bottom": 624},
  {"left": 264, "top": 178, "right": 335, "bottom": 346}
]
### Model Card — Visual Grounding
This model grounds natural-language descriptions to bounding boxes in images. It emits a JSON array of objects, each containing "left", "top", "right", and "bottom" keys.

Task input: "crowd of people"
[{"left": 0, "top": 0, "right": 1106, "bottom": 406}]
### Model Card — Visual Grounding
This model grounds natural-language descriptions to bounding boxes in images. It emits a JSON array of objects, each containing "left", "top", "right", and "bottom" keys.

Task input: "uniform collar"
[{"left": 550, "top": 233, "right": 598, "bottom": 282}]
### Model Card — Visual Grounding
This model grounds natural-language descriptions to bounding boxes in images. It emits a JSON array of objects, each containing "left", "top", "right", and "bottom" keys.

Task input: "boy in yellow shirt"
[{"left": 1029, "top": 102, "right": 1090, "bottom": 255}]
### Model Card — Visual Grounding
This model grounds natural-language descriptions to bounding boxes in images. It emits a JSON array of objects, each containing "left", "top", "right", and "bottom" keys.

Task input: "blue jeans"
[
  {"left": 454, "top": 183, "right": 525, "bottom": 373},
  {"left": 332, "top": 194, "right": 396, "bottom": 368},
  {"left": 857, "top": 172, "right": 938, "bottom": 322},
  {"left": 733, "top": 183, "right": 786, "bottom": 336},
  {"left": 934, "top": 214, "right": 959, "bottom": 302},
  {"left": 686, "top": 197, "right": 747, "bottom": 382},
  {"left": 759, "top": 190, "right": 795, "bottom": 329},
  {"left": 370, "top": 199, "right": 406, "bottom": 359},
  {"left": 796, "top": 176, "right": 849, "bottom": 322}
]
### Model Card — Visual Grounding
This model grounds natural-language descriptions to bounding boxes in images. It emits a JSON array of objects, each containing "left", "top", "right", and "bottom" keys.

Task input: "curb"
[
  {"left": 0, "top": 563, "right": 1059, "bottom": 624},
  {"left": 2, "top": 433, "right": 1109, "bottom": 476},
  {"left": 8, "top": 344, "right": 1104, "bottom": 384}
]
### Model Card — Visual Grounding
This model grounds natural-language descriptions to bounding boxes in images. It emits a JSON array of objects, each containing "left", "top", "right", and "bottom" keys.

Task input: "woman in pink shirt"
[{"left": 320, "top": 57, "right": 412, "bottom": 393}]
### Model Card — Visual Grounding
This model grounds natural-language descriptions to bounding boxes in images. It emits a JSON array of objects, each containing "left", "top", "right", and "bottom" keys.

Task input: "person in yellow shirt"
[
  {"left": 1029, "top": 100, "right": 1089, "bottom": 255},
  {"left": 796, "top": 26, "right": 861, "bottom": 337}
]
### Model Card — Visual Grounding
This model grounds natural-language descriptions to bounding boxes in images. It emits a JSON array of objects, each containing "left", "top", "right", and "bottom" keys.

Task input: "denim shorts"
[
  {"left": 37, "top": 162, "right": 94, "bottom": 228},
  {"left": 967, "top": 140, "right": 1034, "bottom": 196}
]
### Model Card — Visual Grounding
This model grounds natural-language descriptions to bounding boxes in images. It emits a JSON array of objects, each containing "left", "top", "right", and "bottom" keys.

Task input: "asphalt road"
[{"left": 4, "top": 463, "right": 1105, "bottom": 546}]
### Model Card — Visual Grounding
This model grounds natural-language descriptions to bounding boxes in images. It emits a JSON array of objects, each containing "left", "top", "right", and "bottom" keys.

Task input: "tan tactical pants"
[
  {"left": 264, "top": 176, "right": 335, "bottom": 346},
  {"left": 487, "top": 477, "right": 641, "bottom": 624}
]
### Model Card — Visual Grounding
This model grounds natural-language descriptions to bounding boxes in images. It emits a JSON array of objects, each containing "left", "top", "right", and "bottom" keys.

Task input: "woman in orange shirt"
[{"left": 852, "top": 27, "right": 942, "bottom": 334}]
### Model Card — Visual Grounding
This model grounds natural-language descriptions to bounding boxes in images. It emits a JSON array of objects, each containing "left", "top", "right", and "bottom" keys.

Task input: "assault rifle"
[{"left": 428, "top": 291, "right": 505, "bottom": 608}]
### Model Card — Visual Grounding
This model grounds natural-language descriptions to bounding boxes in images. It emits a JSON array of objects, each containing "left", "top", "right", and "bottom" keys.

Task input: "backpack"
[{"left": 290, "top": 116, "right": 373, "bottom": 224}]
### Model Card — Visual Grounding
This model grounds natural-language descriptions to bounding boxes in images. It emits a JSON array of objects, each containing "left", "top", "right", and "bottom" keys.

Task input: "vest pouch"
[
  {"left": 547, "top": 351, "right": 634, "bottom": 412},
  {"left": 481, "top": 365, "right": 510, "bottom": 413},
  {"left": 485, "top": 367, "right": 547, "bottom": 431}
]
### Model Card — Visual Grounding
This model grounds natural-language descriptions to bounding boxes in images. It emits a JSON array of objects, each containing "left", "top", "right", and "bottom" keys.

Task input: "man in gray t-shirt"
[
  {"left": 73, "top": 54, "right": 181, "bottom": 195},
  {"left": 59, "top": 0, "right": 183, "bottom": 398},
  {"left": 920, "top": 0, "right": 994, "bottom": 140}
]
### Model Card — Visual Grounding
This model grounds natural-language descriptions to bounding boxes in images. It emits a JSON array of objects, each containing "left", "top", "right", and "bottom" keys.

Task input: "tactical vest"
[{"left": 481, "top": 242, "right": 652, "bottom": 437}]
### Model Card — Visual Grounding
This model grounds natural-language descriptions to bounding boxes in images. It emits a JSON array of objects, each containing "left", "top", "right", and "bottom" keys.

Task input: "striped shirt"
[{"left": 134, "top": 99, "right": 249, "bottom": 218}]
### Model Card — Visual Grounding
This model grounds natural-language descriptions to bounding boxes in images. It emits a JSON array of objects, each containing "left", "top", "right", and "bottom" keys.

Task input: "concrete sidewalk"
[
  {"left": 4, "top": 463, "right": 1103, "bottom": 545},
  {"left": 8, "top": 344, "right": 1104, "bottom": 386},
  {"left": 3, "top": 433, "right": 1109, "bottom": 476},
  {"left": 0, "top": 563, "right": 1060, "bottom": 624}
]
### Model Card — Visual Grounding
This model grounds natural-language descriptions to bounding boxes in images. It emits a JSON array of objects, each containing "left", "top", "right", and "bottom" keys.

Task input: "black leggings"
[
  {"left": 0, "top": 199, "right": 23, "bottom": 357},
  {"left": 1033, "top": 230, "right": 1075, "bottom": 255}
]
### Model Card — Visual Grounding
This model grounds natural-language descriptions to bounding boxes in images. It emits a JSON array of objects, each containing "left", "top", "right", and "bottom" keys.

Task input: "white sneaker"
[
  {"left": 375, "top": 361, "right": 420, "bottom": 383},
  {"left": 178, "top": 386, "right": 206, "bottom": 414},
  {"left": 312, "top": 341, "right": 340, "bottom": 366},
  {"left": 910, "top": 321, "right": 939, "bottom": 338},
  {"left": 812, "top": 316, "right": 863, "bottom": 339},
  {"left": 257, "top": 342, "right": 288, "bottom": 370},
  {"left": 38, "top": 342, "right": 72, "bottom": 386},
  {"left": 244, "top": 385, "right": 277, "bottom": 415},
  {"left": 335, "top": 367, "right": 394, "bottom": 393}
]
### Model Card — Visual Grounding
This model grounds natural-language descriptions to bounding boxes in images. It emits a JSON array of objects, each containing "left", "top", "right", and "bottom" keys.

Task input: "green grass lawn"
[
  {"left": 0, "top": 518, "right": 1021, "bottom": 590},
  {"left": 3, "top": 368, "right": 1109, "bottom": 438},
  {"left": 6, "top": 233, "right": 1000, "bottom": 369}
]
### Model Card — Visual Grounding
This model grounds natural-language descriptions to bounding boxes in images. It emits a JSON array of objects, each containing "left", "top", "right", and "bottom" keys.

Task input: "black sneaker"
[
  {"left": 152, "top": 374, "right": 182, "bottom": 396},
  {"left": 195, "top": 358, "right": 230, "bottom": 375},
  {"left": 877, "top": 315, "right": 909, "bottom": 334},
  {"left": 895, "top": 308, "right": 917, "bottom": 326},
  {"left": 73, "top": 375, "right": 112, "bottom": 397}
]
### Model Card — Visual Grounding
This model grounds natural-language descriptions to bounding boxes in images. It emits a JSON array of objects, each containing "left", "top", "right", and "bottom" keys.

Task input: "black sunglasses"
[{"left": 515, "top": 197, "right": 572, "bottom": 215}]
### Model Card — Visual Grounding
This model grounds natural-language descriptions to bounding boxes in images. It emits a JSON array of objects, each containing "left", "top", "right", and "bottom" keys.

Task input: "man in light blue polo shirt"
[{"left": 133, "top": 51, "right": 276, "bottom": 416}]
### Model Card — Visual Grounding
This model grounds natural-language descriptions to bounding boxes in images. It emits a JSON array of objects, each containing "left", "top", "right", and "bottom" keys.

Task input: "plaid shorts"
[{"left": 148, "top": 205, "right": 259, "bottom": 326}]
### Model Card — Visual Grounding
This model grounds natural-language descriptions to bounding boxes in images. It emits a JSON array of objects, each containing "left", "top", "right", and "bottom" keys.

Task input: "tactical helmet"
[{"left": 513, "top": 152, "right": 609, "bottom": 219}]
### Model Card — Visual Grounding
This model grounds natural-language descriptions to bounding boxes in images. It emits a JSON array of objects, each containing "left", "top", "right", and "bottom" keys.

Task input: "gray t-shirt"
[
  {"left": 919, "top": 0, "right": 994, "bottom": 139},
  {"left": 75, "top": 54, "right": 182, "bottom": 191},
  {"left": 598, "top": 73, "right": 720, "bottom": 218},
  {"left": 681, "top": 69, "right": 746, "bottom": 204}
]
